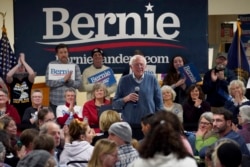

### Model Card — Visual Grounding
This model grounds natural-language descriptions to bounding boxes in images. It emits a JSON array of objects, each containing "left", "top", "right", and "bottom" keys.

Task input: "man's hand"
[
  {"left": 64, "top": 71, "right": 72, "bottom": 82},
  {"left": 123, "top": 93, "right": 139, "bottom": 103}
]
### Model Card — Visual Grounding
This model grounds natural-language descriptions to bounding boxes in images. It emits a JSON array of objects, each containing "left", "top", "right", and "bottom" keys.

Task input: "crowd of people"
[{"left": 0, "top": 43, "right": 250, "bottom": 167}]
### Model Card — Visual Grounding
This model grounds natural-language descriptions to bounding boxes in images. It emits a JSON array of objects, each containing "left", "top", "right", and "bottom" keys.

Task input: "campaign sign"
[
  {"left": 88, "top": 68, "right": 116, "bottom": 87},
  {"left": 48, "top": 64, "right": 75, "bottom": 80},
  {"left": 14, "top": 0, "right": 208, "bottom": 75},
  {"left": 178, "top": 63, "right": 202, "bottom": 86}
]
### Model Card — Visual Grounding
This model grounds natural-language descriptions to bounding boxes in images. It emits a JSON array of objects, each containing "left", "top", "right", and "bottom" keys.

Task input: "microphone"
[{"left": 134, "top": 86, "right": 140, "bottom": 106}]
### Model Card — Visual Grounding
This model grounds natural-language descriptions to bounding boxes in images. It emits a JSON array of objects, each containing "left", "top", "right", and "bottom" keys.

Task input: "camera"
[{"left": 214, "top": 64, "right": 225, "bottom": 73}]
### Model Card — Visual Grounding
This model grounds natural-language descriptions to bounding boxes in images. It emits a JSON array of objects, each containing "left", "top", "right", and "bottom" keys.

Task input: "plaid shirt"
[
  {"left": 45, "top": 60, "right": 82, "bottom": 106},
  {"left": 115, "top": 144, "right": 139, "bottom": 167}
]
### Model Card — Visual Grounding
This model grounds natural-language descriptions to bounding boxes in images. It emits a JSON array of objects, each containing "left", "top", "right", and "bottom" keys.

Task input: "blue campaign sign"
[
  {"left": 87, "top": 68, "right": 116, "bottom": 87},
  {"left": 13, "top": 0, "right": 208, "bottom": 75}
]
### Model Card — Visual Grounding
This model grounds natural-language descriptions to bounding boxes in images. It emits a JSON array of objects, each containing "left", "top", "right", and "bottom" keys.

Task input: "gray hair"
[
  {"left": 39, "top": 121, "right": 60, "bottom": 135},
  {"left": 228, "top": 80, "right": 246, "bottom": 96},
  {"left": 239, "top": 105, "right": 250, "bottom": 123},
  {"left": 129, "top": 55, "right": 147, "bottom": 66},
  {"left": 161, "top": 85, "right": 176, "bottom": 101},
  {"left": 199, "top": 112, "right": 213, "bottom": 123}
]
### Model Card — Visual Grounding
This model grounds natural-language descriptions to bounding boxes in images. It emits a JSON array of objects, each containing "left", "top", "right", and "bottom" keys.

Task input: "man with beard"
[
  {"left": 81, "top": 48, "right": 117, "bottom": 100},
  {"left": 45, "top": 43, "right": 82, "bottom": 115},
  {"left": 199, "top": 108, "right": 250, "bottom": 159}
]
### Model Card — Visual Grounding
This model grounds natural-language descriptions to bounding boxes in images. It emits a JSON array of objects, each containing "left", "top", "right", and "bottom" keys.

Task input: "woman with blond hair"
[
  {"left": 59, "top": 119, "right": 94, "bottom": 167},
  {"left": 82, "top": 83, "right": 111, "bottom": 133},
  {"left": 88, "top": 139, "right": 118, "bottom": 167},
  {"left": 91, "top": 110, "right": 121, "bottom": 145}
]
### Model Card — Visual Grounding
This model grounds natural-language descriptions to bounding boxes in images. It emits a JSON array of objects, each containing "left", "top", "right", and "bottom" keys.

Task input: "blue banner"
[
  {"left": 14, "top": 0, "right": 208, "bottom": 75},
  {"left": 178, "top": 63, "right": 202, "bottom": 86},
  {"left": 87, "top": 68, "right": 116, "bottom": 87}
]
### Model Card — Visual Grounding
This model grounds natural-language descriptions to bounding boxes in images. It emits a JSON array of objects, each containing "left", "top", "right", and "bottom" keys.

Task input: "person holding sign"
[
  {"left": 81, "top": 48, "right": 117, "bottom": 100},
  {"left": 45, "top": 43, "right": 82, "bottom": 115},
  {"left": 112, "top": 55, "right": 163, "bottom": 140}
]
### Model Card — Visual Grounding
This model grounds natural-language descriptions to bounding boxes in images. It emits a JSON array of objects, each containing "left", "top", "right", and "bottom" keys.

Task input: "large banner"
[{"left": 14, "top": 0, "right": 208, "bottom": 75}]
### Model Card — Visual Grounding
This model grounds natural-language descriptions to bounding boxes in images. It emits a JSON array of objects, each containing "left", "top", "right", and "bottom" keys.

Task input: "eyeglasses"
[{"left": 199, "top": 121, "right": 211, "bottom": 126}]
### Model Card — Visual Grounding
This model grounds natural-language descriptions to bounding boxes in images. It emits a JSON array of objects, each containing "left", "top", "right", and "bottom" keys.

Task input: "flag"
[
  {"left": 227, "top": 21, "right": 249, "bottom": 82},
  {"left": 0, "top": 28, "right": 17, "bottom": 81}
]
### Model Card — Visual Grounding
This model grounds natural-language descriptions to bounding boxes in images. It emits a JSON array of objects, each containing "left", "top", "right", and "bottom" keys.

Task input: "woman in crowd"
[
  {"left": 162, "top": 55, "right": 187, "bottom": 104},
  {"left": 187, "top": 112, "right": 218, "bottom": 155},
  {"left": 37, "top": 108, "right": 56, "bottom": 129},
  {"left": 224, "top": 80, "right": 250, "bottom": 125},
  {"left": 56, "top": 87, "right": 83, "bottom": 127},
  {"left": 82, "top": 83, "right": 110, "bottom": 133},
  {"left": 92, "top": 110, "right": 121, "bottom": 146},
  {"left": 128, "top": 111, "right": 197, "bottom": 167},
  {"left": 183, "top": 84, "right": 210, "bottom": 131},
  {"left": 88, "top": 139, "right": 118, "bottom": 167},
  {"left": 161, "top": 85, "right": 183, "bottom": 122},
  {"left": 237, "top": 105, "right": 250, "bottom": 144},
  {"left": 59, "top": 119, "right": 94, "bottom": 166}
]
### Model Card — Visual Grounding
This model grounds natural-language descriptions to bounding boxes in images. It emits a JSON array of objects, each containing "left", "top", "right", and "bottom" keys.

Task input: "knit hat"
[
  {"left": 239, "top": 105, "right": 250, "bottom": 122},
  {"left": 109, "top": 122, "right": 132, "bottom": 142},
  {"left": 217, "top": 142, "right": 242, "bottom": 167},
  {"left": 17, "top": 150, "right": 52, "bottom": 167},
  {"left": 91, "top": 48, "right": 103, "bottom": 57}
]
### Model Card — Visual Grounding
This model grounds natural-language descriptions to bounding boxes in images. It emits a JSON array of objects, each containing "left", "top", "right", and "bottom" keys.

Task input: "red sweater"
[
  {"left": 6, "top": 103, "right": 21, "bottom": 124},
  {"left": 82, "top": 99, "right": 110, "bottom": 133}
]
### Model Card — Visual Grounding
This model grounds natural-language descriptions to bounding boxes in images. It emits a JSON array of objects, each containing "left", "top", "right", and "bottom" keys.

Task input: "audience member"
[
  {"left": 199, "top": 108, "right": 250, "bottom": 159},
  {"left": 237, "top": 105, "right": 250, "bottom": 144},
  {"left": 6, "top": 53, "right": 36, "bottom": 119},
  {"left": 19, "top": 128, "right": 39, "bottom": 154},
  {"left": 45, "top": 43, "right": 82, "bottom": 114},
  {"left": 162, "top": 55, "right": 188, "bottom": 104},
  {"left": 202, "top": 52, "right": 236, "bottom": 111},
  {"left": 81, "top": 48, "right": 117, "bottom": 100},
  {"left": 37, "top": 108, "right": 56, "bottom": 129},
  {"left": 183, "top": 84, "right": 210, "bottom": 131},
  {"left": 113, "top": 55, "right": 163, "bottom": 140},
  {"left": 0, "top": 88, "right": 21, "bottom": 125},
  {"left": 224, "top": 80, "right": 250, "bottom": 125},
  {"left": 33, "top": 134, "right": 55, "bottom": 155},
  {"left": 161, "top": 85, "right": 183, "bottom": 122},
  {"left": 92, "top": 110, "right": 121, "bottom": 146},
  {"left": 0, "top": 141, "right": 11, "bottom": 167},
  {"left": 88, "top": 139, "right": 118, "bottom": 167},
  {"left": 56, "top": 87, "right": 83, "bottom": 127},
  {"left": 140, "top": 113, "right": 154, "bottom": 144},
  {"left": 108, "top": 122, "right": 139, "bottom": 167},
  {"left": 128, "top": 111, "right": 197, "bottom": 167},
  {"left": 59, "top": 119, "right": 94, "bottom": 166},
  {"left": 17, "top": 150, "right": 56, "bottom": 167},
  {"left": 22, "top": 89, "right": 44, "bottom": 130},
  {"left": 83, "top": 83, "right": 111, "bottom": 133},
  {"left": 0, "top": 116, "right": 18, "bottom": 147}
]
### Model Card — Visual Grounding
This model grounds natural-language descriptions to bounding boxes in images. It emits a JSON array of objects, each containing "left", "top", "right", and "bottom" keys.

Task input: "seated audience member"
[
  {"left": 33, "top": 134, "right": 55, "bottom": 155},
  {"left": 140, "top": 113, "right": 154, "bottom": 144},
  {"left": 81, "top": 48, "right": 117, "bottom": 100},
  {"left": 39, "top": 121, "right": 62, "bottom": 165},
  {"left": 161, "top": 85, "right": 183, "bottom": 122},
  {"left": 187, "top": 112, "right": 218, "bottom": 155},
  {"left": 0, "top": 88, "right": 21, "bottom": 125},
  {"left": 19, "top": 128, "right": 39, "bottom": 154},
  {"left": 237, "top": 105, "right": 250, "bottom": 144},
  {"left": 202, "top": 52, "right": 236, "bottom": 111},
  {"left": 0, "top": 141, "right": 12, "bottom": 167},
  {"left": 212, "top": 139, "right": 242, "bottom": 167},
  {"left": 0, "top": 130, "right": 25, "bottom": 167},
  {"left": 183, "top": 84, "right": 210, "bottom": 131},
  {"left": 37, "top": 108, "right": 56, "bottom": 129},
  {"left": 128, "top": 111, "right": 197, "bottom": 167},
  {"left": 162, "top": 55, "right": 188, "bottom": 104},
  {"left": 108, "top": 122, "right": 139, "bottom": 167},
  {"left": 82, "top": 83, "right": 111, "bottom": 133},
  {"left": 224, "top": 80, "right": 250, "bottom": 125},
  {"left": 17, "top": 150, "right": 56, "bottom": 167},
  {"left": 6, "top": 53, "right": 36, "bottom": 120},
  {"left": 0, "top": 116, "right": 19, "bottom": 147},
  {"left": 56, "top": 87, "right": 83, "bottom": 127},
  {"left": 88, "top": 139, "right": 118, "bottom": 167},
  {"left": 59, "top": 119, "right": 94, "bottom": 166},
  {"left": 92, "top": 110, "right": 121, "bottom": 146},
  {"left": 199, "top": 108, "right": 250, "bottom": 159},
  {"left": 22, "top": 89, "right": 44, "bottom": 130},
  {"left": 0, "top": 77, "right": 7, "bottom": 91}
]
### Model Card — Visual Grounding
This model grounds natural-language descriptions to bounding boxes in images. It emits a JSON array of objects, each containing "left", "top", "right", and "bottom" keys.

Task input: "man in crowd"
[{"left": 45, "top": 43, "right": 82, "bottom": 115}]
